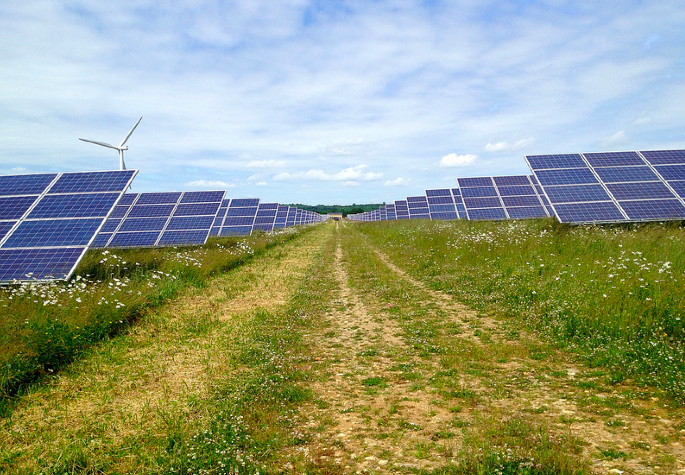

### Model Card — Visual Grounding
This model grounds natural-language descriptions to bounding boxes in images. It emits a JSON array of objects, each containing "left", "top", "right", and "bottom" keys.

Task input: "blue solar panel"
[
  {"left": 507, "top": 206, "right": 548, "bottom": 219},
  {"left": 431, "top": 211, "right": 458, "bottom": 220},
  {"left": 606, "top": 182, "right": 676, "bottom": 200},
  {"left": 129, "top": 204, "right": 177, "bottom": 218},
  {"left": 427, "top": 196, "right": 454, "bottom": 205},
  {"left": 493, "top": 175, "right": 531, "bottom": 186},
  {"left": 49, "top": 170, "right": 137, "bottom": 194},
  {"left": 467, "top": 208, "right": 507, "bottom": 220},
  {"left": 654, "top": 165, "right": 685, "bottom": 181},
  {"left": 4, "top": 218, "right": 103, "bottom": 247},
  {"left": 158, "top": 230, "right": 209, "bottom": 245},
  {"left": 166, "top": 216, "right": 214, "bottom": 231},
  {"left": 134, "top": 192, "right": 179, "bottom": 205},
  {"left": 426, "top": 188, "right": 452, "bottom": 197},
  {"left": 258, "top": 202, "right": 278, "bottom": 210},
  {"left": 0, "top": 196, "right": 38, "bottom": 220},
  {"left": 407, "top": 196, "right": 428, "bottom": 203},
  {"left": 231, "top": 198, "right": 260, "bottom": 207},
  {"left": 118, "top": 193, "right": 138, "bottom": 205},
  {"left": 180, "top": 191, "right": 225, "bottom": 203},
  {"left": 28, "top": 193, "right": 120, "bottom": 219},
  {"left": 458, "top": 177, "right": 493, "bottom": 187},
  {"left": 0, "top": 221, "right": 17, "bottom": 240},
  {"left": 593, "top": 166, "right": 660, "bottom": 183},
  {"left": 110, "top": 205, "right": 131, "bottom": 219},
  {"left": 91, "top": 232, "right": 112, "bottom": 248},
  {"left": 584, "top": 151, "right": 644, "bottom": 167},
  {"left": 0, "top": 248, "right": 85, "bottom": 281},
  {"left": 222, "top": 225, "right": 253, "bottom": 236},
  {"left": 544, "top": 185, "right": 612, "bottom": 203},
  {"left": 430, "top": 204, "right": 458, "bottom": 212},
  {"left": 526, "top": 154, "right": 586, "bottom": 170},
  {"left": 668, "top": 181, "right": 685, "bottom": 198},
  {"left": 619, "top": 200, "right": 685, "bottom": 220},
  {"left": 535, "top": 168, "right": 599, "bottom": 186},
  {"left": 502, "top": 195, "right": 542, "bottom": 207},
  {"left": 461, "top": 187, "right": 498, "bottom": 198},
  {"left": 0, "top": 173, "right": 58, "bottom": 196},
  {"left": 173, "top": 203, "right": 220, "bottom": 217},
  {"left": 464, "top": 197, "right": 502, "bottom": 208},
  {"left": 640, "top": 150, "right": 685, "bottom": 165},
  {"left": 554, "top": 202, "right": 625, "bottom": 223},
  {"left": 100, "top": 218, "right": 121, "bottom": 233},
  {"left": 118, "top": 217, "right": 168, "bottom": 232},
  {"left": 109, "top": 232, "right": 160, "bottom": 248},
  {"left": 226, "top": 207, "right": 258, "bottom": 217},
  {"left": 497, "top": 185, "right": 536, "bottom": 196}
]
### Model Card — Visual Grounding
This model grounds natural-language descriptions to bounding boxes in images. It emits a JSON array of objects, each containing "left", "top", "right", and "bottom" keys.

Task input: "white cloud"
[
  {"left": 600, "top": 130, "right": 629, "bottom": 148},
  {"left": 184, "top": 179, "right": 232, "bottom": 188},
  {"left": 342, "top": 181, "right": 361, "bottom": 187},
  {"left": 485, "top": 138, "right": 534, "bottom": 152},
  {"left": 246, "top": 160, "right": 288, "bottom": 169},
  {"left": 273, "top": 165, "right": 383, "bottom": 182},
  {"left": 384, "top": 177, "right": 409, "bottom": 186},
  {"left": 485, "top": 142, "right": 508, "bottom": 152},
  {"left": 256, "top": 181, "right": 267, "bottom": 186},
  {"left": 633, "top": 116, "right": 651, "bottom": 125},
  {"left": 440, "top": 153, "right": 477, "bottom": 167}
]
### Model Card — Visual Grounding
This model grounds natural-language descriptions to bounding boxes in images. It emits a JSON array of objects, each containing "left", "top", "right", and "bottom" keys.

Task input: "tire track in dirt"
[
  {"left": 357, "top": 230, "right": 685, "bottom": 474},
  {"left": 292, "top": 225, "right": 461, "bottom": 473}
]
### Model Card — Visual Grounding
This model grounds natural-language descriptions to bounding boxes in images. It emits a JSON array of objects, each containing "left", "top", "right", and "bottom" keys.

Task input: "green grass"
[
  {"left": 355, "top": 219, "right": 685, "bottom": 402},
  {"left": 0, "top": 228, "right": 306, "bottom": 413}
]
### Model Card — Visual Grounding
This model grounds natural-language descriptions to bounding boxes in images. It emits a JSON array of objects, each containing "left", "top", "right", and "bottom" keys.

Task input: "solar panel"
[
  {"left": 98, "top": 190, "right": 224, "bottom": 247},
  {"left": 253, "top": 203, "right": 278, "bottom": 232},
  {"left": 220, "top": 198, "right": 259, "bottom": 236},
  {"left": 456, "top": 175, "right": 551, "bottom": 220},
  {"left": 0, "top": 170, "right": 137, "bottom": 283},
  {"left": 527, "top": 150, "right": 685, "bottom": 223},
  {"left": 394, "top": 200, "right": 410, "bottom": 219}
]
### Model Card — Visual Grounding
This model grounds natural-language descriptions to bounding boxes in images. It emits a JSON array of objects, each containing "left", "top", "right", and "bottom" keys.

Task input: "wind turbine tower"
[{"left": 79, "top": 117, "right": 142, "bottom": 170}]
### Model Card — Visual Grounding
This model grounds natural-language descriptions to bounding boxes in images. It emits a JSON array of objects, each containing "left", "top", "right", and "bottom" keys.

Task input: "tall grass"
[
  {"left": 0, "top": 228, "right": 305, "bottom": 412},
  {"left": 356, "top": 219, "right": 685, "bottom": 402}
]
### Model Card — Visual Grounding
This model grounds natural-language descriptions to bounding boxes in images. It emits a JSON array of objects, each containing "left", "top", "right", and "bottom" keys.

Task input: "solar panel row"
[
  {"left": 527, "top": 150, "right": 685, "bottom": 223},
  {"left": 0, "top": 170, "right": 137, "bottom": 283}
]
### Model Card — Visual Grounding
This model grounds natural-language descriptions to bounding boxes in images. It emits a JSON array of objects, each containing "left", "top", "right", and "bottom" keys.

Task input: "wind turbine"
[{"left": 79, "top": 117, "right": 142, "bottom": 170}]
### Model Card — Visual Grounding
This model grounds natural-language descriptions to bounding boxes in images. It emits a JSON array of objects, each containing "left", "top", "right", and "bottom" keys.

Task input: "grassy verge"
[
  {"left": 0, "top": 227, "right": 307, "bottom": 413},
  {"left": 354, "top": 219, "right": 685, "bottom": 402},
  {"left": 154, "top": 223, "right": 338, "bottom": 474}
]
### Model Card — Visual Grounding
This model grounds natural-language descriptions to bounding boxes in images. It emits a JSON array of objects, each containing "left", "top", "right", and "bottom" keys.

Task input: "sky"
[{"left": 1, "top": 1, "right": 684, "bottom": 205}]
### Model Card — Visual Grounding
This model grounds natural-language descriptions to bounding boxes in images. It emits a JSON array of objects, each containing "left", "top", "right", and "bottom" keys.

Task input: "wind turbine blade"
[
  {"left": 79, "top": 138, "right": 119, "bottom": 150},
  {"left": 120, "top": 116, "right": 142, "bottom": 147}
]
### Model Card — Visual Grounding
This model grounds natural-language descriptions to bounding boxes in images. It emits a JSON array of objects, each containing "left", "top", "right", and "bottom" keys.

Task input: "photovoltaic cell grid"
[
  {"left": 0, "top": 170, "right": 137, "bottom": 283},
  {"left": 220, "top": 198, "right": 259, "bottom": 236},
  {"left": 96, "top": 190, "right": 224, "bottom": 248},
  {"left": 526, "top": 150, "right": 685, "bottom": 223},
  {"left": 456, "top": 176, "right": 549, "bottom": 221},
  {"left": 426, "top": 189, "right": 458, "bottom": 220},
  {"left": 253, "top": 203, "right": 278, "bottom": 232}
]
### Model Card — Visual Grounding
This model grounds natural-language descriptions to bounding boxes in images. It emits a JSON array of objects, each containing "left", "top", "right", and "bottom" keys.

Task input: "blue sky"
[{"left": 1, "top": 1, "right": 684, "bottom": 204}]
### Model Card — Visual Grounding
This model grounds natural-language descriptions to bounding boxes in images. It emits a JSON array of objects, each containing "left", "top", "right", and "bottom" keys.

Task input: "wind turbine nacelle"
[{"left": 121, "top": 146, "right": 129, "bottom": 151}]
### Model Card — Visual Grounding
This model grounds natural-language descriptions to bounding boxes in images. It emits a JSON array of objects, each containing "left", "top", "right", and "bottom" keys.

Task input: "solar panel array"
[
  {"left": 527, "top": 150, "right": 685, "bottom": 223},
  {"left": 0, "top": 170, "right": 136, "bottom": 283},
  {"left": 348, "top": 149, "right": 685, "bottom": 225},
  {"left": 93, "top": 191, "right": 224, "bottom": 248}
]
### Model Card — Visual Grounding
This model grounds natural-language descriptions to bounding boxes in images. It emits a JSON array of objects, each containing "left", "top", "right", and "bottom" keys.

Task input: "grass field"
[{"left": 1, "top": 219, "right": 684, "bottom": 474}]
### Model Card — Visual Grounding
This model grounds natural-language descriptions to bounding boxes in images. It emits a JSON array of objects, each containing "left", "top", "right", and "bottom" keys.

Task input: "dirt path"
[{"left": 290, "top": 222, "right": 685, "bottom": 474}]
